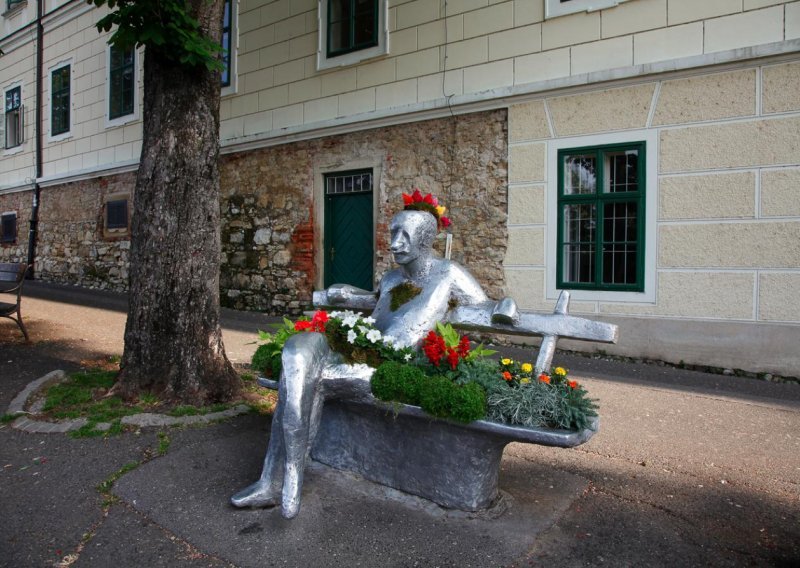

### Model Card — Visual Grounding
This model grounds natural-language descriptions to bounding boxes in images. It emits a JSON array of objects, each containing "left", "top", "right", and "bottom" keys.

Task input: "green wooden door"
[{"left": 324, "top": 172, "right": 374, "bottom": 290}]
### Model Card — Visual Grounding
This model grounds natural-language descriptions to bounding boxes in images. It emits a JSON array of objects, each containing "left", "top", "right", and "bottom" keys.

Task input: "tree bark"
[{"left": 117, "top": 0, "right": 239, "bottom": 404}]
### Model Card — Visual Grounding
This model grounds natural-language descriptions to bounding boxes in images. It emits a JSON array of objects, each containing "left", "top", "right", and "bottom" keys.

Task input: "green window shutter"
[{"left": 557, "top": 142, "right": 646, "bottom": 292}]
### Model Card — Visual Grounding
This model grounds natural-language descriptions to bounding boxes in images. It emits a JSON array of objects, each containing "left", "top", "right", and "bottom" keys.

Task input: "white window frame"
[
  {"left": 105, "top": 44, "right": 140, "bottom": 128},
  {"left": 47, "top": 58, "right": 73, "bottom": 142},
  {"left": 545, "top": 0, "right": 631, "bottom": 19},
  {"left": 3, "top": 81, "right": 25, "bottom": 155},
  {"left": 316, "top": 0, "right": 389, "bottom": 71},
  {"left": 220, "top": 0, "right": 239, "bottom": 97},
  {"left": 545, "top": 128, "right": 658, "bottom": 304}
]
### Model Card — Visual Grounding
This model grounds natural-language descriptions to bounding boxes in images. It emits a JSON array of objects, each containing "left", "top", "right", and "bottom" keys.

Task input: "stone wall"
[
  {"left": 220, "top": 109, "right": 509, "bottom": 314},
  {"left": 0, "top": 189, "right": 33, "bottom": 264}
]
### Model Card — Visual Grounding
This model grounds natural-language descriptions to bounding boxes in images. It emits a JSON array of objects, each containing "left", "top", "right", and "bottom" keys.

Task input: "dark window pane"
[
  {"left": 109, "top": 47, "right": 135, "bottom": 119},
  {"left": 563, "top": 244, "right": 595, "bottom": 284},
  {"left": 51, "top": 66, "right": 70, "bottom": 135},
  {"left": 106, "top": 200, "right": 128, "bottom": 229},
  {"left": 329, "top": 21, "right": 349, "bottom": 53},
  {"left": 605, "top": 149, "right": 638, "bottom": 193},
  {"left": 220, "top": 0, "right": 232, "bottom": 87},
  {"left": 1, "top": 213, "right": 17, "bottom": 243}
]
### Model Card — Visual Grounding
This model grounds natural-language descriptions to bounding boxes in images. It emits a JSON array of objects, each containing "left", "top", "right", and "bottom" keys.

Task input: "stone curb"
[{"left": 5, "top": 371, "right": 251, "bottom": 434}]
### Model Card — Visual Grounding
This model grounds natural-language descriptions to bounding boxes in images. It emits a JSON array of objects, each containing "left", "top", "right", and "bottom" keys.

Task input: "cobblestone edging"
[{"left": 5, "top": 370, "right": 251, "bottom": 434}]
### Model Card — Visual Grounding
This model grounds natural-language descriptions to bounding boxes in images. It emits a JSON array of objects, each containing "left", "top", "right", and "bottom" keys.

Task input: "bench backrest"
[{"left": 0, "top": 263, "right": 27, "bottom": 293}]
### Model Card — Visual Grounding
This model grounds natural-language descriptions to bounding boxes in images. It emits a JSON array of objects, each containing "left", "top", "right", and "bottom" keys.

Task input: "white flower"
[
  {"left": 358, "top": 325, "right": 370, "bottom": 335},
  {"left": 347, "top": 330, "right": 357, "bottom": 344},
  {"left": 366, "top": 329, "right": 382, "bottom": 343},
  {"left": 342, "top": 313, "right": 359, "bottom": 328},
  {"left": 329, "top": 311, "right": 344, "bottom": 319},
  {"left": 403, "top": 353, "right": 413, "bottom": 361},
  {"left": 362, "top": 316, "right": 376, "bottom": 325},
  {"left": 382, "top": 335, "right": 395, "bottom": 346}
]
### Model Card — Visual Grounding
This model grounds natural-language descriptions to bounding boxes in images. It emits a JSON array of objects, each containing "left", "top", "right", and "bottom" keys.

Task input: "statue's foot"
[
  {"left": 230, "top": 481, "right": 280, "bottom": 508},
  {"left": 281, "top": 465, "right": 303, "bottom": 519}
]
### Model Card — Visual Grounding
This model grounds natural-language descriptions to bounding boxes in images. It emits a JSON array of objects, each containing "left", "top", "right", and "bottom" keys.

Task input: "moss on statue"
[{"left": 389, "top": 281, "right": 422, "bottom": 311}]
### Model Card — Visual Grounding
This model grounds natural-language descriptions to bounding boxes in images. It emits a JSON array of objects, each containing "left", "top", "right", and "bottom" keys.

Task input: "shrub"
[
  {"left": 371, "top": 361, "right": 425, "bottom": 405},
  {"left": 419, "top": 376, "right": 486, "bottom": 423},
  {"left": 251, "top": 344, "right": 276, "bottom": 376}
]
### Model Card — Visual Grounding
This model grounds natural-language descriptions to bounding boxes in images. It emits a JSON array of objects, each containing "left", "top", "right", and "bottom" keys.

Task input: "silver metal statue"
[{"left": 231, "top": 209, "right": 617, "bottom": 518}]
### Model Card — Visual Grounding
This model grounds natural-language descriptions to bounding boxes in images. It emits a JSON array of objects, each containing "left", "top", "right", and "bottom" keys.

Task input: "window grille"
[{"left": 325, "top": 170, "right": 373, "bottom": 195}]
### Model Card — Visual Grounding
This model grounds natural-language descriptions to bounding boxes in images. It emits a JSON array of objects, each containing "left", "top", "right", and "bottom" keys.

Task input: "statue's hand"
[
  {"left": 326, "top": 284, "right": 352, "bottom": 304},
  {"left": 491, "top": 297, "right": 519, "bottom": 325}
]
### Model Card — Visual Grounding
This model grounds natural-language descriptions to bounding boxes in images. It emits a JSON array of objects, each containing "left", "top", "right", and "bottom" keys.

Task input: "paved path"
[{"left": 1, "top": 282, "right": 798, "bottom": 567}]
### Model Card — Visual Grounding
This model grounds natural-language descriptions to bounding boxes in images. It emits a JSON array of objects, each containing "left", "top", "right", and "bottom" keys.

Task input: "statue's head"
[{"left": 390, "top": 210, "right": 437, "bottom": 266}]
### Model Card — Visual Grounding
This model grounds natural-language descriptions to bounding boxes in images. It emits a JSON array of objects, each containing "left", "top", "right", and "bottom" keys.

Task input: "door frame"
[{"left": 313, "top": 157, "right": 383, "bottom": 292}]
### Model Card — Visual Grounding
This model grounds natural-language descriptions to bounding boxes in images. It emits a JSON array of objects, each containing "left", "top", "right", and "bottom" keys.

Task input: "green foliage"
[
  {"left": 1, "top": 413, "right": 22, "bottom": 424},
  {"left": 419, "top": 376, "right": 486, "bottom": 423},
  {"left": 89, "top": 0, "right": 224, "bottom": 71},
  {"left": 97, "top": 461, "right": 140, "bottom": 495},
  {"left": 371, "top": 362, "right": 486, "bottom": 423},
  {"left": 43, "top": 370, "right": 117, "bottom": 412},
  {"left": 252, "top": 318, "right": 300, "bottom": 378},
  {"left": 389, "top": 281, "right": 422, "bottom": 311},
  {"left": 157, "top": 431, "right": 171, "bottom": 456},
  {"left": 486, "top": 381, "right": 598, "bottom": 431}
]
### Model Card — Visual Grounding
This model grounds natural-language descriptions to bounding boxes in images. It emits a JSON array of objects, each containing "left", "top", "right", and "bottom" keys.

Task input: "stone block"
[
  {"left": 396, "top": 48, "right": 440, "bottom": 81},
  {"left": 417, "top": 71, "right": 463, "bottom": 101},
  {"left": 667, "top": 0, "right": 741, "bottom": 26},
  {"left": 390, "top": 27, "right": 418, "bottom": 56},
  {"left": 417, "top": 19, "right": 445, "bottom": 49},
  {"left": 761, "top": 168, "right": 800, "bottom": 217},
  {"left": 444, "top": 36, "right": 488, "bottom": 69},
  {"left": 660, "top": 117, "right": 800, "bottom": 173},
  {"left": 504, "top": 227, "right": 544, "bottom": 265},
  {"left": 488, "top": 24, "right": 541, "bottom": 61},
  {"left": 289, "top": 32, "right": 317, "bottom": 60},
  {"left": 258, "top": 85, "right": 288, "bottom": 111},
  {"left": 463, "top": 59, "right": 513, "bottom": 93},
  {"left": 659, "top": 221, "right": 800, "bottom": 268},
  {"left": 759, "top": 272, "right": 800, "bottom": 322},
  {"left": 444, "top": 0, "right": 488, "bottom": 17},
  {"left": 571, "top": 36, "right": 633, "bottom": 75},
  {"left": 542, "top": 11, "right": 600, "bottom": 50},
  {"left": 243, "top": 110, "right": 273, "bottom": 136},
  {"left": 320, "top": 68, "right": 357, "bottom": 96},
  {"left": 762, "top": 62, "right": 800, "bottom": 114},
  {"left": 514, "top": 0, "right": 543, "bottom": 26},
  {"left": 788, "top": 1, "right": 800, "bottom": 40},
  {"left": 514, "top": 48, "right": 570, "bottom": 85},
  {"left": 447, "top": 14, "right": 464, "bottom": 42},
  {"left": 704, "top": 6, "right": 784, "bottom": 54},
  {"left": 653, "top": 69, "right": 756, "bottom": 126},
  {"left": 547, "top": 83, "right": 655, "bottom": 136},
  {"left": 396, "top": 0, "right": 439, "bottom": 29},
  {"left": 601, "top": 0, "right": 667, "bottom": 38},
  {"left": 376, "top": 79, "right": 419, "bottom": 110},
  {"left": 599, "top": 271, "right": 755, "bottom": 319},
  {"left": 338, "top": 88, "right": 376, "bottom": 116},
  {"left": 744, "top": 0, "right": 787, "bottom": 7},
  {"left": 633, "top": 22, "right": 704, "bottom": 66},
  {"left": 508, "top": 100, "right": 550, "bottom": 142},
  {"left": 356, "top": 59, "right": 396, "bottom": 89},
  {"left": 504, "top": 268, "right": 545, "bottom": 309},
  {"left": 508, "top": 143, "right": 545, "bottom": 183},
  {"left": 303, "top": 96, "right": 338, "bottom": 123},
  {"left": 463, "top": 1, "right": 513, "bottom": 39},
  {"left": 272, "top": 104, "right": 303, "bottom": 129},
  {"left": 659, "top": 172, "right": 756, "bottom": 220},
  {"left": 273, "top": 59, "right": 305, "bottom": 86},
  {"left": 288, "top": 77, "right": 322, "bottom": 104},
  {"left": 507, "top": 185, "right": 545, "bottom": 225}
]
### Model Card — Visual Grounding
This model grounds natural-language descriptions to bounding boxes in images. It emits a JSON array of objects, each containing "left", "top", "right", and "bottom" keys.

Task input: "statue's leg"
[{"left": 278, "top": 332, "right": 330, "bottom": 519}]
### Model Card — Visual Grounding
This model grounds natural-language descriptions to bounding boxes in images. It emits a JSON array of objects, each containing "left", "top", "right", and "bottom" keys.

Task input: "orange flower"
[
  {"left": 538, "top": 373, "right": 551, "bottom": 384},
  {"left": 568, "top": 380, "right": 578, "bottom": 389},
  {"left": 502, "top": 371, "right": 513, "bottom": 381}
]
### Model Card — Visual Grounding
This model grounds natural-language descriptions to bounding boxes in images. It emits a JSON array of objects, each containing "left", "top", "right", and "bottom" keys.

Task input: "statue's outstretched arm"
[{"left": 313, "top": 283, "right": 378, "bottom": 311}]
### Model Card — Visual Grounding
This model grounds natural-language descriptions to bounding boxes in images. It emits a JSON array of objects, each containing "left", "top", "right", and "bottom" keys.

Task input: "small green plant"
[
  {"left": 1, "top": 413, "right": 23, "bottom": 424},
  {"left": 138, "top": 392, "right": 159, "bottom": 406},
  {"left": 371, "top": 361, "right": 426, "bottom": 405},
  {"left": 389, "top": 281, "right": 422, "bottom": 311},
  {"left": 157, "top": 431, "right": 171, "bottom": 456},
  {"left": 419, "top": 376, "right": 486, "bottom": 423}
]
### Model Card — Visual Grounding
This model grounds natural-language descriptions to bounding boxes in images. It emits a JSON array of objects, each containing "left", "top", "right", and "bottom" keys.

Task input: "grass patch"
[
  {"left": 1, "top": 413, "right": 23, "bottom": 424},
  {"left": 166, "top": 402, "right": 230, "bottom": 417},
  {"left": 97, "top": 460, "right": 140, "bottom": 507},
  {"left": 157, "top": 431, "right": 170, "bottom": 456}
]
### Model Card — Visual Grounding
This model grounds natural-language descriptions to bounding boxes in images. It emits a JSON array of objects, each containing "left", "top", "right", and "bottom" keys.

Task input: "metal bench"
[{"left": 0, "top": 263, "right": 30, "bottom": 341}]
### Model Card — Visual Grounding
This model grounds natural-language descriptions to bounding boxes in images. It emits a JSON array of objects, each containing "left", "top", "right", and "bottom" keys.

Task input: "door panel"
[{"left": 324, "top": 191, "right": 374, "bottom": 290}]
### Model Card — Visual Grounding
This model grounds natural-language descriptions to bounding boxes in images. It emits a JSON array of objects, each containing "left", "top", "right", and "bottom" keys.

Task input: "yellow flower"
[
  {"left": 554, "top": 366, "right": 567, "bottom": 376},
  {"left": 521, "top": 363, "right": 533, "bottom": 373},
  {"left": 501, "top": 358, "right": 512, "bottom": 365},
  {"left": 520, "top": 378, "right": 531, "bottom": 384},
  {"left": 435, "top": 205, "right": 446, "bottom": 216}
]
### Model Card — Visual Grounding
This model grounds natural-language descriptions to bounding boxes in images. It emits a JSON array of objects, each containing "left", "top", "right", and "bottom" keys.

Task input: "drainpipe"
[{"left": 26, "top": 0, "right": 43, "bottom": 279}]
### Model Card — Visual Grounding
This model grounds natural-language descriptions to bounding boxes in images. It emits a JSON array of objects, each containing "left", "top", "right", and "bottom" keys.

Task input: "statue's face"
[{"left": 390, "top": 211, "right": 436, "bottom": 266}]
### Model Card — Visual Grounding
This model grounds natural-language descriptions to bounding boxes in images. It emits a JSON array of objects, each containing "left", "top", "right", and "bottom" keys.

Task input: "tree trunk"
[{"left": 117, "top": 0, "right": 238, "bottom": 404}]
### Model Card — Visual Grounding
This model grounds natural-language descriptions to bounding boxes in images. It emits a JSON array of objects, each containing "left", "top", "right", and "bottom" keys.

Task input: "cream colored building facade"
[{"left": 1, "top": 0, "right": 799, "bottom": 375}]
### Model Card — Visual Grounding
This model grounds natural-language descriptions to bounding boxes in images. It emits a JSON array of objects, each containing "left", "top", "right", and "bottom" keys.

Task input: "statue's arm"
[
  {"left": 446, "top": 263, "right": 518, "bottom": 324},
  {"left": 313, "top": 283, "right": 378, "bottom": 310}
]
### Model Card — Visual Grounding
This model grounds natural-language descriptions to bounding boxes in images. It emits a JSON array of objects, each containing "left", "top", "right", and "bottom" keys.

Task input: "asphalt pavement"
[{"left": 1, "top": 281, "right": 799, "bottom": 567}]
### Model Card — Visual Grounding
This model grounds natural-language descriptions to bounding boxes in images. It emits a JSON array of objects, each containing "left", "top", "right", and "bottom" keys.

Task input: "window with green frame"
[
  {"left": 327, "top": 0, "right": 379, "bottom": 58},
  {"left": 51, "top": 65, "right": 70, "bottom": 136},
  {"left": 220, "top": 0, "right": 232, "bottom": 87},
  {"left": 109, "top": 46, "right": 135, "bottom": 120},
  {"left": 557, "top": 142, "right": 646, "bottom": 292}
]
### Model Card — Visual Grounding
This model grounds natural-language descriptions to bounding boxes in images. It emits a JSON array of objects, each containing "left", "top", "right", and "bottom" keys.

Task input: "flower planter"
[{"left": 258, "top": 377, "right": 598, "bottom": 511}]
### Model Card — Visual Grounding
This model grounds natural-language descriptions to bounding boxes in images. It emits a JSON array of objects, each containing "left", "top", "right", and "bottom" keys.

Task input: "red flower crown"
[{"left": 401, "top": 189, "right": 451, "bottom": 230}]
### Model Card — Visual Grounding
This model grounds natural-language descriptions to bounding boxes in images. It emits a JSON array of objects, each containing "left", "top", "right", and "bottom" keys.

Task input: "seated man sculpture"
[{"left": 231, "top": 192, "right": 522, "bottom": 518}]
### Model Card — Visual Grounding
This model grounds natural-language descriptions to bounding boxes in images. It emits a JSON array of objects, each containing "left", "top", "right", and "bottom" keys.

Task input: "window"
[
  {"left": 546, "top": 0, "right": 631, "bottom": 19},
  {"left": 51, "top": 64, "right": 71, "bottom": 137},
  {"left": 221, "top": 0, "right": 232, "bottom": 87},
  {"left": 4, "top": 86, "right": 23, "bottom": 149},
  {"left": 1, "top": 212, "right": 17, "bottom": 244},
  {"left": 317, "top": 0, "right": 387, "bottom": 70},
  {"left": 6, "top": 0, "right": 25, "bottom": 12},
  {"left": 557, "top": 142, "right": 645, "bottom": 292},
  {"left": 108, "top": 46, "right": 135, "bottom": 120},
  {"left": 103, "top": 196, "right": 129, "bottom": 238}
]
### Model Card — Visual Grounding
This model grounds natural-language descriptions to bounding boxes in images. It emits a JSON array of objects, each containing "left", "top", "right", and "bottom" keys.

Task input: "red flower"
[
  {"left": 457, "top": 336, "right": 470, "bottom": 358},
  {"left": 423, "top": 193, "right": 435, "bottom": 205},
  {"left": 294, "top": 320, "right": 312, "bottom": 331},
  {"left": 538, "top": 373, "right": 551, "bottom": 384},
  {"left": 568, "top": 380, "right": 578, "bottom": 389},
  {"left": 446, "top": 347, "right": 460, "bottom": 370},
  {"left": 402, "top": 193, "right": 413, "bottom": 205},
  {"left": 502, "top": 371, "right": 513, "bottom": 381},
  {"left": 411, "top": 189, "right": 424, "bottom": 202},
  {"left": 440, "top": 216, "right": 451, "bottom": 228},
  {"left": 422, "top": 330, "right": 446, "bottom": 366},
  {"left": 310, "top": 310, "right": 328, "bottom": 332}
]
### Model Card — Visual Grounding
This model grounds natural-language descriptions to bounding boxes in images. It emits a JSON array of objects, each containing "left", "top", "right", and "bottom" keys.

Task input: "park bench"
[
  {"left": 0, "top": 263, "right": 29, "bottom": 341},
  {"left": 258, "top": 290, "right": 617, "bottom": 512}
]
